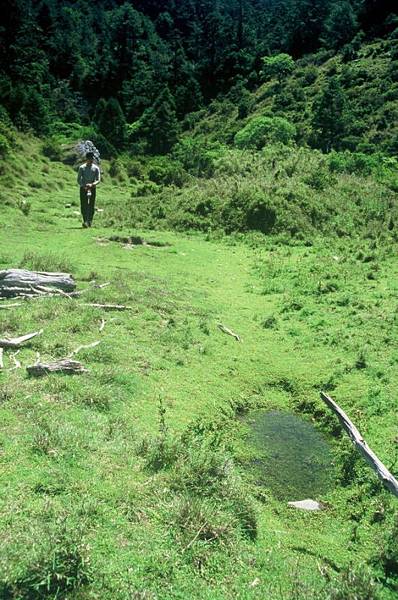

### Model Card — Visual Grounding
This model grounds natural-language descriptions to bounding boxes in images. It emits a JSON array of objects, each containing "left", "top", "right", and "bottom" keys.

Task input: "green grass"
[{"left": 0, "top": 137, "right": 397, "bottom": 599}]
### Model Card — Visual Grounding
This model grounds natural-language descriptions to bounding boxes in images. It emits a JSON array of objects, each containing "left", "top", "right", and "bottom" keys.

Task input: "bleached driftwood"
[
  {"left": 0, "top": 348, "right": 3, "bottom": 368},
  {"left": 320, "top": 392, "right": 398, "bottom": 498},
  {"left": 217, "top": 323, "right": 241, "bottom": 342},
  {"left": 81, "top": 303, "right": 133, "bottom": 311},
  {"left": 0, "top": 303, "right": 22, "bottom": 309},
  {"left": 10, "top": 350, "right": 21, "bottom": 369},
  {"left": 68, "top": 340, "right": 100, "bottom": 357},
  {"left": 0, "top": 330, "right": 43, "bottom": 349},
  {"left": 27, "top": 359, "right": 87, "bottom": 377},
  {"left": 99, "top": 319, "right": 106, "bottom": 332},
  {"left": 0, "top": 269, "right": 76, "bottom": 298}
]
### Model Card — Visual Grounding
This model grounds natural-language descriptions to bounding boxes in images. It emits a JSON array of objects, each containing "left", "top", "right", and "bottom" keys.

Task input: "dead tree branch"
[
  {"left": 320, "top": 392, "right": 398, "bottom": 498},
  {"left": 217, "top": 323, "right": 241, "bottom": 342},
  {"left": 0, "top": 330, "right": 43, "bottom": 349}
]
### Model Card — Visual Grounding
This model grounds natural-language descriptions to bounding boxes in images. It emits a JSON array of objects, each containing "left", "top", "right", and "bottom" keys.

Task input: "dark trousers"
[{"left": 80, "top": 187, "right": 96, "bottom": 224}]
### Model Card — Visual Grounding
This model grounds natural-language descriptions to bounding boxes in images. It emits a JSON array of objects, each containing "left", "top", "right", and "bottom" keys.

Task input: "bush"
[
  {"left": 16, "top": 199, "right": 31, "bottom": 216},
  {"left": 109, "top": 159, "right": 127, "bottom": 181},
  {"left": 0, "top": 133, "right": 10, "bottom": 158},
  {"left": 125, "top": 159, "right": 145, "bottom": 180},
  {"left": 328, "top": 151, "right": 379, "bottom": 176},
  {"left": 377, "top": 513, "right": 398, "bottom": 581},
  {"left": 42, "top": 137, "right": 63, "bottom": 162},
  {"left": 325, "top": 564, "right": 381, "bottom": 600},
  {"left": 173, "top": 138, "right": 226, "bottom": 177},
  {"left": 148, "top": 157, "right": 188, "bottom": 187},
  {"left": 220, "top": 189, "right": 276, "bottom": 234},
  {"left": 0, "top": 521, "right": 91, "bottom": 599},
  {"left": 234, "top": 116, "right": 296, "bottom": 149}
]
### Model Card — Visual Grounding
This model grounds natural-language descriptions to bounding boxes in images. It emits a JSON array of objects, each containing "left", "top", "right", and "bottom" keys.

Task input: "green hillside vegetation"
[
  {"left": 0, "top": 125, "right": 398, "bottom": 599},
  {"left": 1, "top": 0, "right": 398, "bottom": 598},
  {"left": 186, "top": 37, "right": 398, "bottom": 155}
]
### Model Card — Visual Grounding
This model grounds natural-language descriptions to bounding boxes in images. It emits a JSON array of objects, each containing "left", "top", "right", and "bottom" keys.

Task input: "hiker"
[{"left": 77, "top": 151, "right": 101, "bottom": 228}]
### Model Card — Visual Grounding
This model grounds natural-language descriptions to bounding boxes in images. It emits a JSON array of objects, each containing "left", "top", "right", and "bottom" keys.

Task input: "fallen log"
[
  {"left": 27, "top": 359, "right": 87, "bottom": 377},
  {"left": 0, "top": 269, "right": 76, "bottom": 298},
  {"left": 0, "top": 330, "right": 43, "bottom": 349},
  {"left": 320, "top": 392, "right": 398, "bottom": 498},
  {"left": 217, "top": 323, "right": 241, "bottom": 342}
]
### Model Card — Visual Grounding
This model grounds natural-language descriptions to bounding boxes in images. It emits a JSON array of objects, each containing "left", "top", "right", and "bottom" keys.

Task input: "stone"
[{"left": 287, "top": 499, "right": 323, "bottom": 511}]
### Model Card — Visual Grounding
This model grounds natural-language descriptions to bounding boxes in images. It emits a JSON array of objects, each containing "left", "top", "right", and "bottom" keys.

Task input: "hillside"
[
  {"left": 0, "top": 134, "right": 397, "bottom": 599},
  {"left": 1, "top": 1, "right": 398, "bottom": 598}
]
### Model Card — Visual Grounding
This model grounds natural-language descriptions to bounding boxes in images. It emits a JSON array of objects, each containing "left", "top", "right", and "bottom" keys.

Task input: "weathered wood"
[
  {"left": 27, "top": 359, "right": 87, "bottom": 377},
  {"left": 99, "top": 319, "right": 106, "bottom": 332},
  {"left": 0, "top": 330, "right": 43, "bottom": 349},
  {"left": 0, "top": 303, "right": 23, "bottom": 309},
  {"left": 10, "top": 350, "right": 21, "bottom": 369},
  {"left": 320, "top": 392, "right": 398, "bottom": 498},
  {"left": 81, "top": 303, "right": 133, "bottom": 311},
  {"left": 69, "top": 340, "right": 100, "bottom": 357},
  {"left": 217, "top": 323, "right": 241, "bottom": 342},
  {"left": 0, "top": 348, "right": 3, "bottom": 368},
  {"left": 0, "top": 269, "right": 76, "bottom": 298}
]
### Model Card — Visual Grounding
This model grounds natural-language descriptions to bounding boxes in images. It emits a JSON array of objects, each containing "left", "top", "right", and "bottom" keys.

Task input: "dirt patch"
[{"left": 108, "top": 235, "right": 171, "bottom": 248}]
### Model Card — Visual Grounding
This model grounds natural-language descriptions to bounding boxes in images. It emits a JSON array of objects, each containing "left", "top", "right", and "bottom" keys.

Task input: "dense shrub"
[
  {"left": 42, "top": 137, "right": 63, "bottom": 161},
  {"left": 147, "top": 157, "right": 188, "bottom": 187},
  {"left": 234, "top": 116, "right": 296, "bottom": 149},
  {"left": 328, "top": 151, "right": 381, "bottom": 175},
  {"left": 173, "top": 138, "right": 226, "bottom": 177},
  {"left": 0, "top": 133, "right": 10, "bottom": 158},
  {"left": 220, "top": 189, "right": 277, "bottom": 234}
]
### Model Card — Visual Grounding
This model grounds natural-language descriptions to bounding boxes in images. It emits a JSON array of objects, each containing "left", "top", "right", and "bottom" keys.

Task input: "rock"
[{"left": 287, "top": 499, "right": 324, "bottom": 511}]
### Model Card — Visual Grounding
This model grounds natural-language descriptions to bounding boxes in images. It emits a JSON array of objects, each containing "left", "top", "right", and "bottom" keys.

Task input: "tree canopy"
[{"left": 0, "top": 0, "right": 396, "bottom": 153}]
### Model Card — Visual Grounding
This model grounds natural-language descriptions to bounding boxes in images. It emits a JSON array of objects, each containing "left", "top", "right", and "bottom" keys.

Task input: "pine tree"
[
  {"left": 139, "top": 86, "right": 179, "bottom": 154},
  {"left": 96, "top": 97, "right": 126, "bottom": 149},
  {"left": 322, "top": 1, "right": 358, "bottom": 49},
  {"left": 312, "top": 77, "right": 350, "bottom": 151}
]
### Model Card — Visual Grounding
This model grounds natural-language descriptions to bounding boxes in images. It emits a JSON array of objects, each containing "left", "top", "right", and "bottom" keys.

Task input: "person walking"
[{"left": 77, "top": 151, "right": 101, "bottom": 228}]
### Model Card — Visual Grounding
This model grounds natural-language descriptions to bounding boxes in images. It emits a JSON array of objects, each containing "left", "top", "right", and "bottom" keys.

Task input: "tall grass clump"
[
  {"left": 0, "top": 519, "right": 92, "bottom": 599},
  {"left": 19, "top": 251, "right": 75, "bottom": 273}
]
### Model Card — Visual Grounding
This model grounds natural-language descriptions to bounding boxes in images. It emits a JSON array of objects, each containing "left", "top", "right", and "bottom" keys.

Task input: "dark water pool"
[{"left": 247, "top": 410, "right": 334, "bottom": 501}]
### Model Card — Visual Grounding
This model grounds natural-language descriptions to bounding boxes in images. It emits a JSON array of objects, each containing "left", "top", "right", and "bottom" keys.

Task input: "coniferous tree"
[
  {"left": 96, "top": 97, "right": 127, "bottom": 148},
  {"left": 312, "top": 77, "right": 350, "bottom": 151},
  {"left": 322, "top": 1, "right": 359, "bottom": 49},
  {"left": 138, "top": 86, "right": 179, "bottom": 154}
]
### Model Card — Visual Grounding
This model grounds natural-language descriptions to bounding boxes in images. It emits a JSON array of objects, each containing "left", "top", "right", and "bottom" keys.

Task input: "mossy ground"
[{"left": 0, "top": 138, "right": 397, "bottom": 599}]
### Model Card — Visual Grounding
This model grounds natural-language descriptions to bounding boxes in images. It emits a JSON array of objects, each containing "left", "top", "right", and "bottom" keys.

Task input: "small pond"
[{"left": 247, "top": 410, "right": 335, "bottom": 501}]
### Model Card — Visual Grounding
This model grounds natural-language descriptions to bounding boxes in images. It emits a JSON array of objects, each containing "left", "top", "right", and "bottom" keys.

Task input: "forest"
[{"left": 1, "top": 0, "right": 397, "bottom": 155}]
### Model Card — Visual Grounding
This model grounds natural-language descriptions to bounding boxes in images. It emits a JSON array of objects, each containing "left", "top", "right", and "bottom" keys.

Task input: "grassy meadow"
[{"left": 0, "top": 135, "right": 397, "bottom": 599}]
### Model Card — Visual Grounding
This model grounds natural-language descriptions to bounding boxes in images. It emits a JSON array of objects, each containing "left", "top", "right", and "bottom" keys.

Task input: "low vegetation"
[
  {"left": 0, "top": 2, "right": 397, "bottom": 597},
  {"left": 0, "top": 133, "right": 397, "bottom": 598}
]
